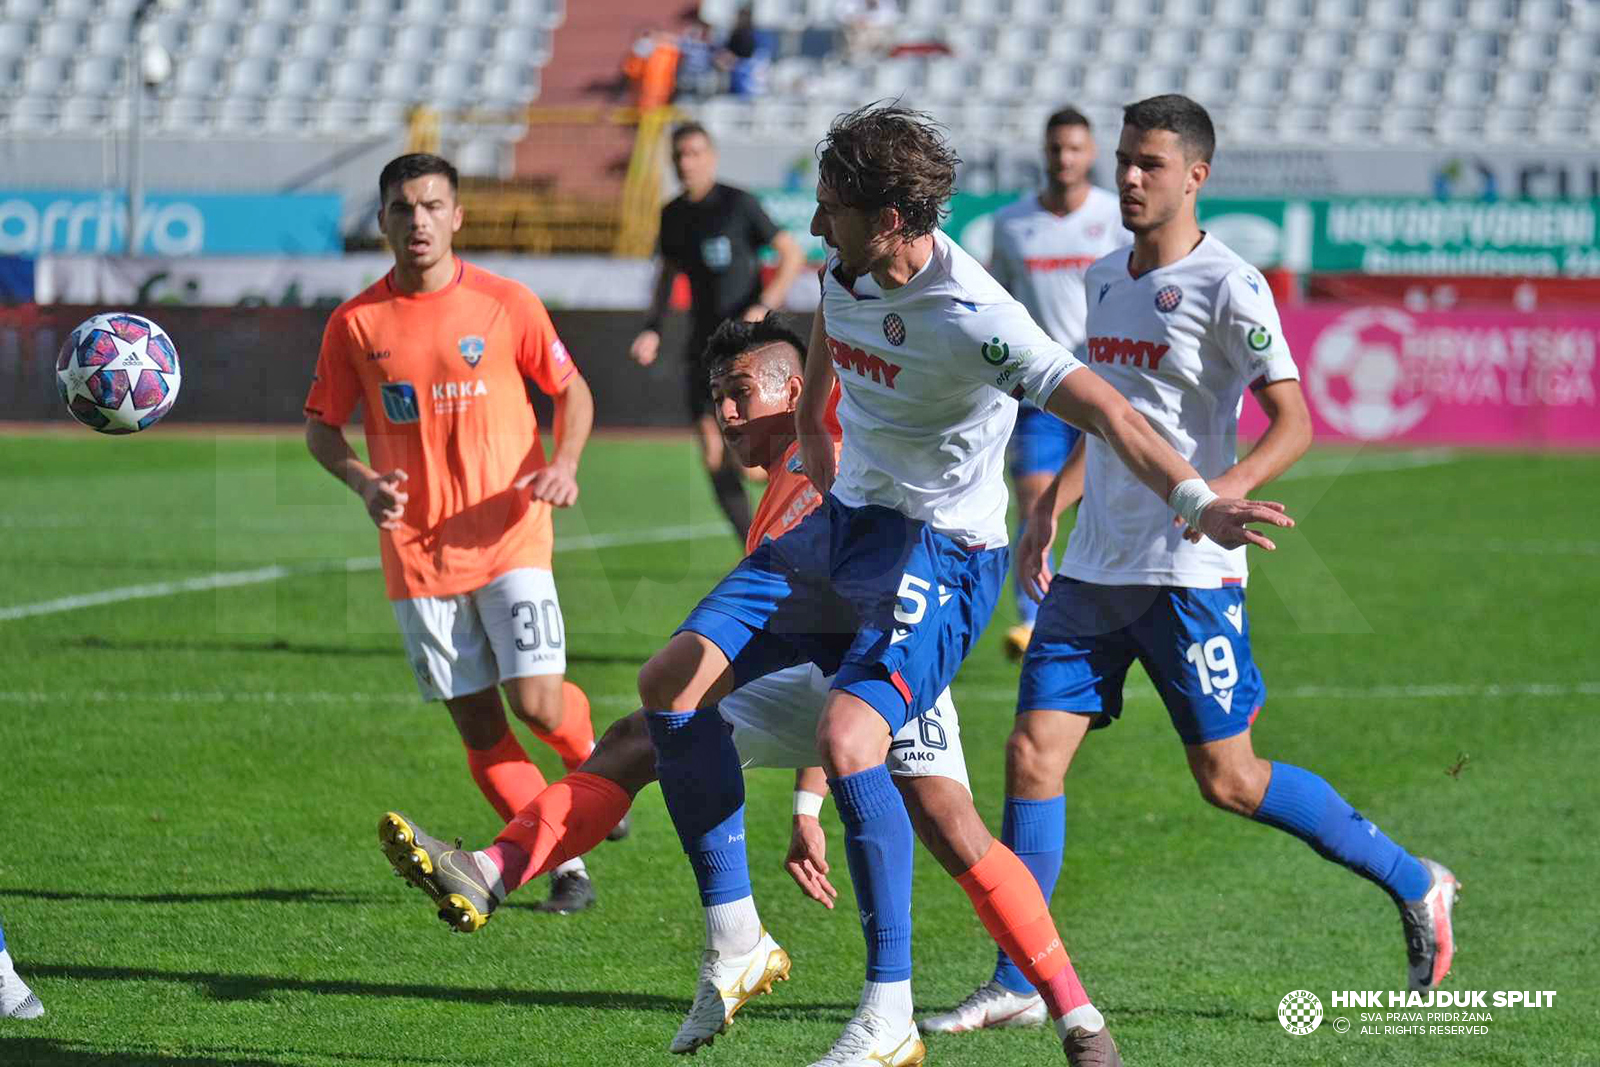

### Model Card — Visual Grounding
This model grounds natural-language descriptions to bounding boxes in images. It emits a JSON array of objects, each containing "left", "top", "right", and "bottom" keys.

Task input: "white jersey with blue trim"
[
  {"left": 821, "top": 229, "right": 1083, "bottom": 548},
  {"left": 1061, "top": 233, "right": 1301, "bottom": 588},
  {"left": 988, "top": 186, "right": 1130, "bottom": 358}
]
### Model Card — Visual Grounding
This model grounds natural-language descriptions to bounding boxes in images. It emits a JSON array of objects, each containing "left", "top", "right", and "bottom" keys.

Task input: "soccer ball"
[{"left": 56, "top": 312, "right": 181, "bottom": 434}]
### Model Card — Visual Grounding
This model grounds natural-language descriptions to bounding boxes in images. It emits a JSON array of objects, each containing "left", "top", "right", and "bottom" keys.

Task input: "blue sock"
[
  {"left": 830, "top": 765, "right": 915, "bottom": 983},
  {"left": 1253, "top": 762, "right": 1432, "bottom": 902},
  {"left": 992, "top": 795, "right": 1066, "bottom": 993},
  {"left": 647, "top": 708, "right": 752, "bottom": 906},
  {"left": 0, "top": 915, "right": 7, "bottom": 953}
]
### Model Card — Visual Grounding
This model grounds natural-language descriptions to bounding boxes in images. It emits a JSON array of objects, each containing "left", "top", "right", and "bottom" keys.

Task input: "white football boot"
[
  {"left": 0, "top": 953, "right": 44, "bottom": 1020},
  {"left": 920, "top": 978, "right": 1048, "bottom": 1033},
  {"left": 669, "top": 928, "right": 791, "bottom": 1054},
  {"left": 806, "top": 1008, "right": 925, "bottom": 1067},
  {"left": 1401, "top": 857, "right": 1462, "bottom": 992}
]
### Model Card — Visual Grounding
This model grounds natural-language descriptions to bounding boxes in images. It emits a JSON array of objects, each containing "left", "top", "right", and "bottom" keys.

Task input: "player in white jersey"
[
  {"left": 930, "top": 96, "right": 1460, "bottom": 1040},
  {"left": 636, "top": 104, "right": 1290, "bottom": 1067},
  {"left": 987, "top": 106, "right": 1131, "bottom": 660}
]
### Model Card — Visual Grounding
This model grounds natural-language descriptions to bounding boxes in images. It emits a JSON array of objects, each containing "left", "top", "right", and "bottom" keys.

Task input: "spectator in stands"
[
  {"left": 718, "top": 5, "right": 771, "bottom": 97},
  {"left": 629, "top": 123, "right": 805, "bottom": 542},
  {"left": 837, "top": 0, "right": 899, "bottom": 60},
  {"left": 622, "top": 27, "right": 680, "bottom": 110},
  {"left": 675, "top": 16, "right": 721, "bottom": 100}
]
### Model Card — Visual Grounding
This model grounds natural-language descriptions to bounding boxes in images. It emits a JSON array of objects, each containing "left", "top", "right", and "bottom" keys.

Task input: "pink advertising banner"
[{"left": 1240, "top": 306, "right": 1600, "bottom": 446}]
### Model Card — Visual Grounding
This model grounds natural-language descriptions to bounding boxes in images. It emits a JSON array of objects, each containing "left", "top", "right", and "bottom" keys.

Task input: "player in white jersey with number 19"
[
  {"left": 931, "top": 95, "right": 1461, "bottom": 1040},
  {"left": 987, "top": 106, "right": 1130, "bottom": 661}
]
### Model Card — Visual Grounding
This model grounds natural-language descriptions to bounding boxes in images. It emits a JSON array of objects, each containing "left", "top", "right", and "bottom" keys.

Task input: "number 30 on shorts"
[
  {"left": 1185, "top": 635, "right": 1238, "bottom": 695},
  {"left": 513, "top": 599, "right": 564, "bottom": 652}
]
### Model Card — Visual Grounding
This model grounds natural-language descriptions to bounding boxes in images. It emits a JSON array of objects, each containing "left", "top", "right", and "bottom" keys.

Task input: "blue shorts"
[
  {"left": 1008, "top": 403, "right": 1082, "bottom": 480},
  {"left": 680, "top": 494, "right": 1008, "bottom": 733},
  {"left": 1017, "top": 579, "right": 1266, "bottom": 745}
]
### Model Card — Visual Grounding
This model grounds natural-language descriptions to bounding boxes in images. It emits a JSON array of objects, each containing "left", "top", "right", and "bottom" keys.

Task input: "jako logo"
[
  {"left": 0, "top": 193, "right": 203, "bottom": 255},
  {"left": 827, "top": 336, "right": 902, "bottom": 388}
]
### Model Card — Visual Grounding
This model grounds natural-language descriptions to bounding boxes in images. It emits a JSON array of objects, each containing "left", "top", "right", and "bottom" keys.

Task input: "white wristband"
[
  {"left": 793, "top": 790, "right": 825, "bottom": 819},
  {"left": 1168, "top": 478, "right": 1219, "bottom": 529}
]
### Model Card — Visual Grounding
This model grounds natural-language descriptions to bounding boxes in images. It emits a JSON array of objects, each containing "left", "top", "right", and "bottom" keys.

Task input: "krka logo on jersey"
[
  {"left": 980, "top": 337, "right": 1010, "bottom": 365},
  {"left": 457, "top": 335, "right": 486, "bottom": 367}
]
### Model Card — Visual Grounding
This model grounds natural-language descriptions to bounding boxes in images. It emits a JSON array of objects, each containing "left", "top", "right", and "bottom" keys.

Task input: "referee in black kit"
[{"left": 630, "top": 121, "right": 804, "bottom": 542}]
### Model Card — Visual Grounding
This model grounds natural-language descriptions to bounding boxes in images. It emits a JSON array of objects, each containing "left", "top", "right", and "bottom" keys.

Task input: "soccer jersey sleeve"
[
  {"left": 1216, "top": 266, "right": 1299, "bottom": 389},
  {"left": 941, "top": 297, "right": 1082, "bottom": 407},
  {"left": 303, "top": 311, "right": 363, "bottom": 425},
  {"left": 513, "top": 289, "right": 580, "bottom": 396}
]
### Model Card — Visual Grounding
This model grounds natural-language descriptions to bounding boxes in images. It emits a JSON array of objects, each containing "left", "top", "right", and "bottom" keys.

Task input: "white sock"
[
  {"left": 0, "top": 948, "right": 13, "bottom": 975},
  {"left": 552, "top": 856, "right": 587, "bottom": 877},
  {"left": 704, "top": 895, "right": 761, "bottom": 956},
  {"left": 1056, "top": 1003, "right": 1106, "bottom": 1037},
  {"left": 861, "top": 979, "right": 914, "bottom": 1024},
  {"left": 470, "top": 851, "right": 510, "bottom": 903}
]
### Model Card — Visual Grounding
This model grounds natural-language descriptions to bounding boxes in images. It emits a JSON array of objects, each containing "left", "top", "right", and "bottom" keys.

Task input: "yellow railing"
[{"left": 405, "top": 104, "right": 681, "bottom": 256}]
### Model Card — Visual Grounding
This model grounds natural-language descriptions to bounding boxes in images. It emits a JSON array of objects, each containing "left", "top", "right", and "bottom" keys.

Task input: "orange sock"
[
  {"left": 464, "top": 730, "right": 549, "bottom": 822},
  {"left": 955, "top": 841, "right": 1090, "bottom": 1020},
  {"left": 486, "top": 772, "right": 633, "bottom": 892},
  {"left": 532, "top": 681, "right": 597, "bottom": 772}
]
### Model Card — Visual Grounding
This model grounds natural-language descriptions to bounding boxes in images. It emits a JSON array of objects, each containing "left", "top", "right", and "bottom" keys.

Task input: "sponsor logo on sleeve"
[
  {"left": 379, "top": 381, "right": 421, "bottom": 423},
  {"left": 1247, "top": 326, "right": 1273, "bottom": 352},
  {"left": 980, "top": 337, "right": 1010, "bottom": 365}
]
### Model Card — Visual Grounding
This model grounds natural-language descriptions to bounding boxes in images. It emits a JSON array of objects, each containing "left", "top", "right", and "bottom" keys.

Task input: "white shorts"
[
  {"left": 718, "top": 664, "right": 971, "bottom": 792},
  {"left": 391, "top": 568, "right": 566, "bottom": 701}
]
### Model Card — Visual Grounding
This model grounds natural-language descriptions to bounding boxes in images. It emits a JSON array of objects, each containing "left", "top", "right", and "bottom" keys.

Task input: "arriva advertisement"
[
  {"left": 1242, "top": 306, "right": 1600, "bottom": 446},
  {"left": 0, "top": 191, "right": 343, "bottom": 256}
]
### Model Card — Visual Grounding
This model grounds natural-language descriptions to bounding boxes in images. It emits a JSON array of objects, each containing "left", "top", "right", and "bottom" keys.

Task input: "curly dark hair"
[
  {"left": 1123, "top": 94, "right": 1215, "bottom": 163},
  {"left": 702, "top": 315, "right": 808, "bottom": 386},
  {"left": 815, "top": 103, "right": 960, "bottom": 239}
]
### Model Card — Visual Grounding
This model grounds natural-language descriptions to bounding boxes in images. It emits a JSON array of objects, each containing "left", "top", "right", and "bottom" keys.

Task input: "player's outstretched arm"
[
  {"left": 304, "top": 418, "right": 407, "bottom": 530},
  {"left": 518, "top": 373, "right": 593, "bottom": 508},
  {"left": 796, "top": 307, "right": 838, "bottom": 494},
  {"left": 1018, "top": 437, "right": 1086, "bottom": 603},
  {"left": 785, "top": 767, "right": 837, "bottom": 908},
  {"left": 1044, "top": 369, "right": 1293, "bottom": 551}
]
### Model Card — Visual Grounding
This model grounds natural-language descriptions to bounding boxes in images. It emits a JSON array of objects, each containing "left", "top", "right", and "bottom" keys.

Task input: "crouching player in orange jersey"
[
  {"left": 377, "top": 316, "right": 1118, "bottom": 1063},
  {"left": 307, "top": 153, "right": 615, "bottom": 915}
]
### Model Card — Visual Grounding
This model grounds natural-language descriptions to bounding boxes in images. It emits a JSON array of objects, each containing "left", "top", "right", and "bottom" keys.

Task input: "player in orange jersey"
[
  {"left": 376, "top": 317, "right": 1116, "bottom": 1063},
  {"left": 306, "top": 153, "right": 613, "bottom": 914}
]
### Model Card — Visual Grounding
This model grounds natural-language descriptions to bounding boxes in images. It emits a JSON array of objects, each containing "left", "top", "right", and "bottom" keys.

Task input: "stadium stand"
[
  {"left": 693, "top": 0, "right": 1600, "bottom": 148},
  {"left": 0, "top": 0, "right": 564, "bottom": 136}
]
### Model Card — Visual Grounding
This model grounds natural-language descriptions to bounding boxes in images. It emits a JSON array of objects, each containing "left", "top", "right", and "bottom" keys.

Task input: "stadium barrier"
[
  {"left": 0, "top": 304, "right": 709, "bottom": 429},
  {"left": 8, "top": 302, "right": 1595, "bottom": 446}
]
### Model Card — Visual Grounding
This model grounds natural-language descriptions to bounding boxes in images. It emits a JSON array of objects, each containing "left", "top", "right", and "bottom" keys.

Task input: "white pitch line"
[
  {"left": 0, "top": 522, "right": 729, "bottom": 623},
  {"left": 960, "top": 679, "right": 1600, "bottom": 705},
  {"left": 2, "top": 679, "right": 1597, "bottom": 708}
]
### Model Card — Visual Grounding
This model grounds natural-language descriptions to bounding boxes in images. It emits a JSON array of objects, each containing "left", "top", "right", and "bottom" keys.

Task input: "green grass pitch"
[{"left": 1, "top": 431, "right": 1596, "bottom": 1066}]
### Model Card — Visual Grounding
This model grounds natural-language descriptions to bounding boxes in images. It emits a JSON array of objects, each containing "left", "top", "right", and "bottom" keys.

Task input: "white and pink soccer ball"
[{"left": 55, "top": 312, "right": 181, "bottom": 434}]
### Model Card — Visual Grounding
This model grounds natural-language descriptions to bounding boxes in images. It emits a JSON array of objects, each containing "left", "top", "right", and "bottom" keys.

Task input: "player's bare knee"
[
  {"left": 505, "top": 681, "right": 564, "bottom": 732},
  {"left": 1005, "top": 726, "right": 1067, "bottom": 795}
]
